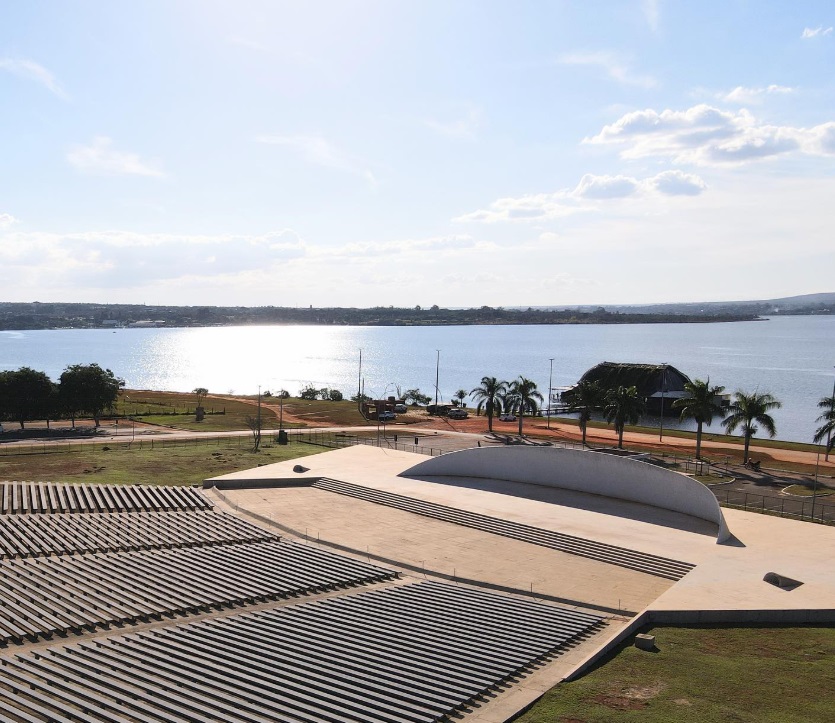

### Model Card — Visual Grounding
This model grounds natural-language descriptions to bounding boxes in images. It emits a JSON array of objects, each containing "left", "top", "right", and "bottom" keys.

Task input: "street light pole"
[
  {"left": 547, "top": 358, "right": 554, "bottom": 430},
  {"left": 659, "top": 363, "right": 667, "bottom": 442},
  {"left": 434, "top": 350, "right": 440, "bottom": 409}
]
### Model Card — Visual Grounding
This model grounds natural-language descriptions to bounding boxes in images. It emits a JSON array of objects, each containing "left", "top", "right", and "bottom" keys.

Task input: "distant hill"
[
  {"left": 0, "top": 293, "right": 830, "bottom": 330},
  {"left": 535, "top": 292, "right": 835, "bottom": 317}
]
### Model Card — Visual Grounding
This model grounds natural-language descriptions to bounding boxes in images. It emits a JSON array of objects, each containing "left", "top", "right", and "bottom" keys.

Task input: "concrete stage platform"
[{"left": 206, "top": 444, "right": 835, "bottom": 721}]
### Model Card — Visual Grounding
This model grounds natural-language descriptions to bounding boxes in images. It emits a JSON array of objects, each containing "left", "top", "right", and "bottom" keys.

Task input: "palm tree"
[
  {"left": 470, "top": 376, "right": 507, "bottom": 432},
  {"left": 507, "top": 376, "right": 544, "bottom": 436},
  {"left": 603, "top": 385, "right": 645, "bottom": 449},
  {"left": 672, "top": 378, "right": 726, "bottom": 460},
  {"left": 566, "top": 380, "right": 603, "bottom": 447},
  {"left": 454, "top": 388, "right": 468, "bottom": 407},
  {"left": 813, "top": 393, "right": 835, "bottom": 461},
  {"left": 722, "top": 390, "right": 782, "bottom": 464}
]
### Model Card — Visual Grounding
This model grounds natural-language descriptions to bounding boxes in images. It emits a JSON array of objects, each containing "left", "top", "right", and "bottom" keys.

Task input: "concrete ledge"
[
  {"left": 204, "top": 477, "right": 316, "bottom": 490},
  {"left": 402, "top": 446, "right": 731, "bottom": 543}
]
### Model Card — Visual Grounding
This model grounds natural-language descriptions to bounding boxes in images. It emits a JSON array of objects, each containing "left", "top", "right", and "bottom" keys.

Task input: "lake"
[{"left": 1, "top": 315, "right": 833, "bottom": 443}]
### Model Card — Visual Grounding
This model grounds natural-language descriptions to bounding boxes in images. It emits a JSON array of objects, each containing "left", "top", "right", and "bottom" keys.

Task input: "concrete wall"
[{"left": 401, "top": 446, "right": 731, "bottom": 543}]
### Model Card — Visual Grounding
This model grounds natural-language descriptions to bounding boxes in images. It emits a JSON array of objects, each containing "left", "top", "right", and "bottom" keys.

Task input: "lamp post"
[
  {"left": 434, "top": 350, "right": 440, "bottom": 410},
  {"left": 659, "top": 363, "right": 667, "bottom": 442},
  {"left": 812, "top": 445, "right": 821, "bottom": 523},
  {"left": 547, "top": 358, "right": 554, "bottom": 430}
]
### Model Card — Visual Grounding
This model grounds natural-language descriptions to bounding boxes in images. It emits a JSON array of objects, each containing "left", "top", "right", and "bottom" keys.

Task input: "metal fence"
[
  {"left": 713, "top": 487, "right": 834, "bottom": 524},
  {"left": 295, "top": 430, "right": 447, "bottom": 457}
]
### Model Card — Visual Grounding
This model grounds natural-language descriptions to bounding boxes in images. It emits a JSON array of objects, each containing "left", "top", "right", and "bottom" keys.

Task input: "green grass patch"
[
  {"left": 116, "top": 390, "right": 370, "bottom": 431},
  {"left": 782, "top": 484, "right": 834, "bottom": 497},
  {"left": 516, "top": 625, "right": 835, "bottom": 723},
  {"left": 0, "top": 438, "right": 325, "bottom": 486}
]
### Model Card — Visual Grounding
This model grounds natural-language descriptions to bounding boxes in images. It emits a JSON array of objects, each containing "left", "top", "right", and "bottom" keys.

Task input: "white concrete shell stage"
[
  {"left": 205, "top": 443, "right": 835, "bottom": 717},
  {"left": 206, "top": 443, "right": 835, "bottom": 624}
]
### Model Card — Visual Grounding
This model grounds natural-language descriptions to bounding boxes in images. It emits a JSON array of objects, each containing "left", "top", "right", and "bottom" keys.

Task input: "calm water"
[{"left": 1, "top": 316, "right": 833, "bottom": 443}]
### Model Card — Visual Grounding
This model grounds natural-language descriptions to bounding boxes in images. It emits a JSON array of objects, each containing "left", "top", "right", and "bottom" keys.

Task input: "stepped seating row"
[
  {"left": 0, "top": 510, "right": 276, "bottom": 560},
  {"left": 0, "top": 482, "right": 211, "bottom": 515},
  {"left": 0, "top": 581, "right": 603, "bottom": 723},
  {"left": 0, "top": 541, "right": 396, "bottom": 645},
  {"left": 314, "top": 478, "right": 695, "bottom": 580}
]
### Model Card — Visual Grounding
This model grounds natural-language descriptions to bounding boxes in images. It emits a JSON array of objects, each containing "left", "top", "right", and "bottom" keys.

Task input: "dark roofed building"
[{"left": 561, "top": 361, "right": 691, "bottom": 414}]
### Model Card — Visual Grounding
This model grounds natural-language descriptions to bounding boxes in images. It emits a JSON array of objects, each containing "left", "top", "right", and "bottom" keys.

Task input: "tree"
[
  {"left": 506, "top": 376, "right": 544, "bottom": 436},
  {"left": 0, "top": 367, "right": 56, "bottom": 429},
  {"left": 328, "top": 389, "right": 343, "bottom": 402},
  {"left": 244, "top": 414, "right": 262, "bottom": 451},
  {"left": 453, "top": 389, "right": 468, "bottom": 407},
  {"left": 193, "top": 387, "right": 208, "bottom": 422},
  {"left": 566, "top": 380, "right": 604, "bottom": 447},
  {"left": 603, "top": 385, "right": 645, "bottom": 449},
  {"left": 59, "top": 363, "right": 124, "bottom": 427},
  {"left": 672, "top": 378, "right": 726, "bottom": 459},
  {"left": 722, "top": 390, "right": 782, "bottom": 464},
  {"left": 470, "top": 376, "right": 508, "bottom": 432},
  {"left": 813, "top": 393, "right": 835, "bottom": 461},
  {"left": 298, "top": 384, "right": 320, "bottom": 400},
  {"left": 404, "top": 388, "right": 431, "bottom": 406}
]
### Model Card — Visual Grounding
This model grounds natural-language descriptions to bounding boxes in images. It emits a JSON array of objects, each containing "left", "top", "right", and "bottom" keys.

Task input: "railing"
[
  {"left": 713, "top": 487, "right": 834, "bottom": 525},
  {"left": 295, "top": 430, "right": 447, "bottom": 457}
]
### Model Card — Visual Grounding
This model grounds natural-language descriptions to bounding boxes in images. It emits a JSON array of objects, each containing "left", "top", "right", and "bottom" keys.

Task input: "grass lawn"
[
  {"left": 0, "top": 438, "right": 326, "bottom": 486},
  {"left": 116, "top": 390, "right": 369, "bottom": 431},
  {"left": 516, "top": 625, "right": 835, "bottom": 723}
]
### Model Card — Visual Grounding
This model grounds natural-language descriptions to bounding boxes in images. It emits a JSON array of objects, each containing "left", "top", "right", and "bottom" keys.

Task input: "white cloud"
[
  {"left": 0, "top": 213, "right": 18, "bottom": 230},
  {"left": 586, "top": 104, "right": 835, "bottom": 165},
  {"left": 424, "top": 105, "right": 482, "bottom": 140},
  {"left": 0, "top": 229, "right": 305, "bottom": 290},
  {"left": 256, "top": 134, "right": 376, "bottom": 185},
  {"left": 720, "top": 84, "right": 794, "bottom": 104},
  {"left": 67, "top": 137, "right": 164, "bottom": 177},
  {"left": 801, "top": 26, "right": 833, "bottom": 39},
  {"left": 0, "top": 57, "right": 67, "bottom": 99},
  {"left": 558, "top": 51, "right": 656, "bottom": 88},
  {"left": 642, "top": 0, "right": 661, "bottom": 32},
  {"left": 454, "top": 170, "right": 706, "bottom": 223}
]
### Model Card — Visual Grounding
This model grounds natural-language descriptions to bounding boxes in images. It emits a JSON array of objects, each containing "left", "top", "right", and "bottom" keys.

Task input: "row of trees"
[
  {"left": 0, "top": 364, "right": 124, "bottom": 429},
  {"left": 466, "top": 373, "right": 835, "bottom": 464}
]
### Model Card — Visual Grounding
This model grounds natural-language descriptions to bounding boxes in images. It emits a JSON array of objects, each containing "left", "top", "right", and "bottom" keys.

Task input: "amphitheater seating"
[
  {"left": 0, "top": 509, "right": 275, "bottom": 559},
  {"left": 313, "top": 477, "right": 695, "bottom": 580},
  {"left": 0, "top": 541, "right": 396, "bottom": 644},
  {"left": 0, "top": 581, "right": 603, "bottom": 723},
  {"left": 0, "top": 482, "right": 211, "bottom": 515}
]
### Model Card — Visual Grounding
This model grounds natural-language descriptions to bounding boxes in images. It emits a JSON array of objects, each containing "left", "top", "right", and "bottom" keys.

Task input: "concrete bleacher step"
[
  {"left": 313, "top": 478, "right": 695, "bottom": 580},
  {"left": 0, "top": 581, "right": 604, "bottom": 723},
  {"left": 0, "top": 482, "right": 212, "bottom": 515},
  {"left": 0, "top": 541, "right": 397, "bottom": 646}
]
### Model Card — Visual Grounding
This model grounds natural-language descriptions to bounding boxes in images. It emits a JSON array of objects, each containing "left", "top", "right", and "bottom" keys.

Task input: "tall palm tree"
[
  {"left": 813, "top": 393, "right": 835, "bottom": 461},
  {"left": 507, "top": 376, "right": 544, "bottom": 436},
  {"left": 470, "top": 376, "right": 508, "bottom": 432},
  {"left": 454, "top": 389, "right": 468, "bottom": 407},
  {"left": 566, "top": 380, "right": 603, "bottom": 447},
  {"left": 722, "top": 390, "right": 782, "bottom": 464},
  {"left": 603, "top": 385, "right": 645, "bottom": 449},
  {"left": 672, "top": 378, "right": 726, "bottom": 460}
]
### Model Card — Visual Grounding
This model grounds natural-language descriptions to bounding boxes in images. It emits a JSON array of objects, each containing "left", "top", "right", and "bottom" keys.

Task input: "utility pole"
[
  {"left": 659, "top": 363, "right": 667, "bottom": 441},
  {"left": 547, "top": 358, "right": 554, "bottom": 430},
  {"left": 434, "top": 350, "right": 440, "bottom": 409}
]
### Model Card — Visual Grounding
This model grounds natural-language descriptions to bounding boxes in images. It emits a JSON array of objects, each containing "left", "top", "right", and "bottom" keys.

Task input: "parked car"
[
  {"left": 394, "top": 403, "right": 407, "bottom": 414},
  {"left": 378, "top": 411, "right": 396, "bottom": 422},
  {"left": 498, "top": 413, "right": 516, "bottom": 422},
  {"left": 447, "top": 408, "right": 468, "bottom": 420}
]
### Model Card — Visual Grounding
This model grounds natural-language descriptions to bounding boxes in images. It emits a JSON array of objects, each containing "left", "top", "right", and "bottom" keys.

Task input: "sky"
[{"left": 1, "top": 0, "right": 834, "bottom": 309}]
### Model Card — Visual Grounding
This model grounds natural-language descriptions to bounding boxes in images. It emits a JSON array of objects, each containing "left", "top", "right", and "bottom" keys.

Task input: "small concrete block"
[{"left": 634, "top": 633, "right": 656, "bottom": 651}]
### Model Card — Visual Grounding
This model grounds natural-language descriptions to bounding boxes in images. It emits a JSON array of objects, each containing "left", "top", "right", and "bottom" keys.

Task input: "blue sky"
[{"left": 1, "top": 1, "right": 834, "bottom": 308}]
